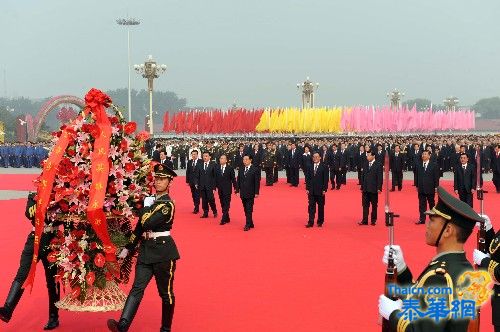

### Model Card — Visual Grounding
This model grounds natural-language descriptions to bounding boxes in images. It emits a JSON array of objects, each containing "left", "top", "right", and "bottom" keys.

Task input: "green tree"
[
  {"left": 0, "top": 106, "right": 17, "bottom": 141},
  {"left": 402, "top": 98, "right": 432, "bottom": 111},
  {"left": 472, "top": 97, "right": 500, "bottom": 119}
]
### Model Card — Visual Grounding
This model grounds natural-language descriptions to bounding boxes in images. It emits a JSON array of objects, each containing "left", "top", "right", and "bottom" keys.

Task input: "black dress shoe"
[
  {"left": 220, "top": 220, "right": 227, "bottom": 225},
  {"left": 317, "top": 223, "right": 323, "bottom": 227},
  {"left": 370, "top": 221, "right": 376, "bottom": 226},
  {"left": 213, "top": 212, "right": 218, "bottom": 218},
  {"left": 358, "top": 221, "right": 368, "bottom": 225},
  {"left": 43, "top": 314, "right": 59, "bottom": 330},
  {"left": 200, "top": 214, "right": 208, "bottom": 218},
  {"left": 415, "top": 220, "right": 425, "bottom": 225},
  {"left": 390, "top": 189, "right": 395, "bottom": 192},
  {"left": 244, "top": 226, "right": 250, "bottom": 231},
  {"left": 305, "top": 223, "right": 313, "bottom": 228},
  {"left": 250, "top": 224, "right": 254, "bottom": 228},
  {"left": 193, "top": 209, "right": 199, "bottom": 214}
]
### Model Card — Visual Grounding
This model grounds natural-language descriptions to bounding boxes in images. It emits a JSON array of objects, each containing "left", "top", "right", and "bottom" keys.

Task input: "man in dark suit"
[
  {"left": 197, "top": 151, "right": 218, "bottom": 218},
  {"left": 326, "top": 144, "right": 338, "bottom": 190},
  {"left": 354, "top": 145, "right": 366, "bottom": 185},
  {"left": 415, "top": 150, "right": 440, "bottom": 225},
  {"left": 215, "top": 154, "right": 238, "bottom": 225},
  {"left": 390, "top": 145, "right": 404, "bottom": 191},
  {"left": 237, "top": 155, "right": 260, "bottom": 231},
  {"left": 335, "top": 143, "right": 348, "bottom": 189},
  {"left": 491, "top": 144, "right": 500, "bottom": 193},
  {"left": 233, "top": 144, "right": 245, "bottom": 171},
  {"left": 305, "top": 152, "right": 329, "bottom": 228},
  {"left": 453, "top": 153, "right": 477, "bottom": 207},
  {"left": 358, "top": 150, "right": 383, "bottom": 226},
  {"left": 152, "top": 144, "right": 162, "bottom": 162},
  {"left": 410, "top": 143, "right": 421, "bottom": 186},
  {"left": 159, "top": 150, "right": 174, "bottom": 169},
  {"left": 288, "top": 143, "right": 301, "bottom": 187},
  {"left": 186, "top": 150, "right": 201, "bottom": 213}
]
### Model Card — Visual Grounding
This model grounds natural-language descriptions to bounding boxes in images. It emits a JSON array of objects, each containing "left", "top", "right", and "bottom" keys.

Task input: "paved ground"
[{"left": 0, "top": 167, "right": 493, "bottom": 201}]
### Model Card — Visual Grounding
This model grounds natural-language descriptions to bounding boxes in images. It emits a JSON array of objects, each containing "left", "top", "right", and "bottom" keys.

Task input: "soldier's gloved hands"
[
  {"left": 144, "top": 196, "right": 155, "bottom": 207},
  {"left": 476, "top": 214, "right": 493, "bottom": 231},
  {"left": 383, "top": 245, "right": 406, "bottom": 272},
  {"left": 118, "top": 248, "right": 129, "bottom": 259},
  {"left": 473, "top": 249, "right": 490, "bottom": 266},
  {"left": 378, "top": 295, "right": 402, "bottom": 320}
]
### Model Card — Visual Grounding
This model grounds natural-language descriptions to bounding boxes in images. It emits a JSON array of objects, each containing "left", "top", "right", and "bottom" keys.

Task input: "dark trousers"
[
  {"left": 357, "top": 168, "right": 362, "bottom": 184},
  {"left": 218, "top": 190, "right": 232, "bottom": 222},
  {"left": 413, "top": 168, "right": 418, "bottom": 186},
  {"left": 418, "top": 192, "right": 435, "bottom": 222},
  {"left": 290, "top": 167, "right": 299, "bottom": 186},
  {"left": 189, "top": 184, "right": 200, "bottom": 210},
  {"left": 337, "top": 169, "right": 347, "bottom": 186},
  {"left": 494, "top": 172, "right": 500, "bottom": 192},
  {"left": 264, "top": 167, "right": 274, "bottom": 185},
  {"left": 392, "top": 170, "right": 403, "bottom": 190},
  {"left": 362, "top": 191, "right": 378, "bottom": 223},
  {"left": 458, "top": 191, "right": 473, "bottom": 208},
  {"left": 180, "top": 157, "right": 186, "bottom": 169},
  {"left": 128, "top": 260, "right": 176, "bottom": 329},
  {"left": 285, "top": 166, "right": 291, "bottom": 183},
  {"left": 329, "top": 168, "right": 336, "bottom": 188},
  {"left": 273, "top": 167, "right": 279, "bottom": 183},
  {"left": 200, "top": 188, "right": 217, "bottom": 214},
  {"left": 308, "top": 194, "right": 325, "bottom": 225},
  {"left": 14, "top": 232, "right": 59, "bottom": 318},
  {"left": 241, "top": 197, "right": 255, "bottom": 227}
]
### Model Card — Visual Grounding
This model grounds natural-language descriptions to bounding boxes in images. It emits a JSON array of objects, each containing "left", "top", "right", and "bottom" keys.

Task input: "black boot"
[
  {"left": 43, "top": 313, "right": 59, "bottom": 330},
  {"left": 0, "top": 281, "right": 24, "bottom": 323},
  {"left": 160, "top": 301, "right": 175, "bottom": 332},
  {"left": 107, "top": 295, "right": 140, "bottom": 332}
]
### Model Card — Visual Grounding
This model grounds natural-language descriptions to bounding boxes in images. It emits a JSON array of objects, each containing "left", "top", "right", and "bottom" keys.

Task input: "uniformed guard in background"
[
  {"left": 108, "top": 164, "right": 180, "bottom": 332},
  {"left": 262, "top": 143, "right": 277, "bottom": 186},
  {"left": 0, "top": 192, "right": 60, "bottom": 330}
]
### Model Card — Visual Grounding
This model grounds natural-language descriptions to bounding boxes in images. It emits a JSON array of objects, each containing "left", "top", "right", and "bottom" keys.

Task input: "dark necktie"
[
  {"left": 204, "top": 162, "right": 207, "bottom": 171},
  {"left": 314, "top": 164, "right": 318, "bottom": 176},
  {"left": 244, "top": 166, "right": 249, "bottom": 175}
]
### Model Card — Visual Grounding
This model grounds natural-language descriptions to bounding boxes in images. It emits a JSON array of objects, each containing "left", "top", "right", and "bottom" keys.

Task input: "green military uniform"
[
  {"left": 479, "top": 228, "right": 500, "bottom": 329},
  {"left": 108, "top": 165, "right": 179, "bottom": 332},
  {"left": 262, "top": 148, "right": 277, "bottom": 186},
  {"left": 386, "top": 187, "right": 483, "bottom": 332}
]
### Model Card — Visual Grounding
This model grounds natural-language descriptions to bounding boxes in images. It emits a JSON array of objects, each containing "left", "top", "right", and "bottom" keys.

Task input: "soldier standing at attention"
[
  {"left": 108, "top": 164, "right": 180, "bottom": 332},
  {"left": 262, "top": 143, "right": 277, "bottom": 186}
]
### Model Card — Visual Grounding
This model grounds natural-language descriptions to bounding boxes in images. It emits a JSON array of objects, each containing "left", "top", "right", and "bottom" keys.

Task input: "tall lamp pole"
[
  {"left": 297, "top": 77, "right": 319, "bottom": 109},
  {"left": 387, "top": 89, "right": 404, "bottom": 109},
  {"left": 134, "top": 55, "right": 167, "bottom": 135},
  {"left": 443, "top": 96, "right": 459, "bottom": 112},
  {"left": 116, "top": 17, "right": 140, "bottom": 122}
]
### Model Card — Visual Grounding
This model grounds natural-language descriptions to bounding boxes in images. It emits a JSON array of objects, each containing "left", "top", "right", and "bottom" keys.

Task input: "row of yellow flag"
[{"left": 255, "top": 108, "right": 345, "bottom": 133}]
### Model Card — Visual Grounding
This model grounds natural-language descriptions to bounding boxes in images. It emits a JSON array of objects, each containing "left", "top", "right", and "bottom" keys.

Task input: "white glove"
[
  {"left": 476, "top": 214, "right": 493, "bottom": 231},
  {"left": 473, "top": 249, "right": 490, "bottom": 266},
  {"left": 379, "top": 295, "right": 402, "bottom": 320},
  {"left": 118, "top": 248, "right": 129, "bottom": 259},
  {"left": 383, "top": 245, "right": 406, "bottom": 272},
  {"left": 144, "top": 196, "right": 155, "bottom": 207}
]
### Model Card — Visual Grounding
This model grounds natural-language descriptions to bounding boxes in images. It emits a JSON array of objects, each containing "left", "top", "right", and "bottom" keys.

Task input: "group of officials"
[{"left": 0, "top": 142, "right": 49, "bottom": 168}]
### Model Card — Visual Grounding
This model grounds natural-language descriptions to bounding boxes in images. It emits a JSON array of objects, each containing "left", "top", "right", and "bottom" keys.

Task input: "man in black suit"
[
  {"left": 237, "top": 155, "right": 260, "bottom": 231},
  {"left": 453, "top": 153, "right": 477, "bottom": 207},
  {"left": 390, "top": 145, "right": 404, "bottom": 191},
  {"left": 197, "top": 151, "right": 218, "bottom": 218},
  {"left": 410, "top": 143, "right": 421, "bottom": 186},
  {"left": 305, "top": 152, "right": 329, "bottom": 228},
  {"left": 326, "top": 144, "right": 338, "bottom": 190},
  {"left": 186, "top": 150, "right": 201, "bottom": 213},
  {"left": 152, "top": 144, "right": 162, "bottom": 162},
  {"left": 233, "top": 144, "right": 245, "bottom": 171},
  {"left": 415, "top": 150, "right": 440, "bottom": 225},
  {"left": 358, "top": 149, "right": 383, "bottom": 226},
  {"left": 159, "top": 150, "right": 174, "bottom": 169},
  {"left": 354, "top": 145, "right": 366, "bottom": 185},
  {"left": 335, "top": 143, "right": 348, "bottom": 189},
  {"left": 215, "top": 154, "right": 238, "bottom": 225},
  {"left": 493, "top": 144, "right": 500, "bottom": 193},
  {"left": 289, "top": 143, "right": 301, "bottom": 187}
]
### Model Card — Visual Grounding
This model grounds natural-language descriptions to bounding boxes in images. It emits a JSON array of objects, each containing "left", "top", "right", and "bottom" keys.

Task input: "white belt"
[
  {"left": 32, "top": 226, "right": 56, "bottom": 233},
  {"left": 142, "top": 231, "right": 170, "bottom": 240}
]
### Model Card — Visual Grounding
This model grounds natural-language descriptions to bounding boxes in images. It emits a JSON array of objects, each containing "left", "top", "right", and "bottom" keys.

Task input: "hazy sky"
[{"left": 1, "top": 0, "right": 499, "bottom": 108}]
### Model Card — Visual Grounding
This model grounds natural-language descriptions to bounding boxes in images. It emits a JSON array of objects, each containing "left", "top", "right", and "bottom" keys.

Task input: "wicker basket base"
[{"left": 56, "top": 281, "right": 127, "bottom": 312}]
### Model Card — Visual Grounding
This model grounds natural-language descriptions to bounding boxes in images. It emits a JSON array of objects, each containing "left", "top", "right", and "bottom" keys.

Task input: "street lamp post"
[
  {"left": 387, "top": 89, "right": 404, "bottom": 109},
  {"left": 134, "top": 55, "right": 167, "bottom": 135},
  {"left": 297, "top": 77, "right": 319, "bottom": 109},
  {"left": 443, "top": 96, "right": 459, "bottom": 112},
  {"left": 116, "top": 17, "right": 140, "bottom": 122}
]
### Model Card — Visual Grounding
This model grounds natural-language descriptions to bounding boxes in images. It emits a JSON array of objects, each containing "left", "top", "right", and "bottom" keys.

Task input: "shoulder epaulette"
[{"left": 489, "top": 237, "right": 500, "bottom": 255}]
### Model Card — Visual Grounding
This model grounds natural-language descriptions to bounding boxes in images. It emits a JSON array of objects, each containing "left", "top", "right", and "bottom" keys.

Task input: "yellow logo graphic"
[{"left": 456, "top": 270, "right": 493, "bottom": 307}]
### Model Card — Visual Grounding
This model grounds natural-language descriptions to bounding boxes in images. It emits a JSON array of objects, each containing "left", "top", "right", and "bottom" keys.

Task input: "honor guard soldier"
[
  {"left": 108, "top": 164, "right": 180, "bottom": 332},
  {"left": 473, "top": 215, "right": 500, "bottom": 331},
  {"left": 262, "top": 143, "right": 277, "bottom": 186},
  {"left": 0, "top": 192, "right": 60, "bottom": 330},
  {"left": 379, "top": 186, "right": 483, "bottom": 332}
]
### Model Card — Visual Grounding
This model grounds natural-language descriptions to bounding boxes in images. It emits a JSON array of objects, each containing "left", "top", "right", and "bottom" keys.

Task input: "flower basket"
[{"left": 55, "top": 281, "right": 126, "bottom": 312}]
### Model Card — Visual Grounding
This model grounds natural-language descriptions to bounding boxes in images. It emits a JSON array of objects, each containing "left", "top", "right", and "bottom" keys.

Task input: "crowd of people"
[{"left": 0, "top": 142, "right": 49, "bottom": 168}]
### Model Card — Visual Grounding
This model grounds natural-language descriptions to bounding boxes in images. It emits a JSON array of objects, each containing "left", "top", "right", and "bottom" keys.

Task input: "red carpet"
[
  {"left": 0, "top": 174, "right": 38, "bottom": 191},
  {"left": 0, "top": 176, "right": 497, "bottom": 331}
]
